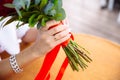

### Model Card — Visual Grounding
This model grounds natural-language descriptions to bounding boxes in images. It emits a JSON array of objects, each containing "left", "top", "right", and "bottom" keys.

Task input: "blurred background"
[{"left": 63, "top": 0, "right": 120, "bottom": 44}]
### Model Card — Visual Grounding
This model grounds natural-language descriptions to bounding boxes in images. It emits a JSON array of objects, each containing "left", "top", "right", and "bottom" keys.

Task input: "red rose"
[{"left": 0, "top": 0, "right": 15, "bottom": 16}]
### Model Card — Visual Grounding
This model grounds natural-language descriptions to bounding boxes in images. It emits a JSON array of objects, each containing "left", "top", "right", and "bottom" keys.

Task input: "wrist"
[
  {"left": 16, "top": 45, "right": 40, "bottom": 68},
  {"left": 29, "top": 44, "right": 42, "bottom": 58}
]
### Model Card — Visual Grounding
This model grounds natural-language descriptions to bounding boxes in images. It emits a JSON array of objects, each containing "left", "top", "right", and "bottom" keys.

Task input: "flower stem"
[{"left": 62, "top": 39, "right": 92, "bottom": 71}]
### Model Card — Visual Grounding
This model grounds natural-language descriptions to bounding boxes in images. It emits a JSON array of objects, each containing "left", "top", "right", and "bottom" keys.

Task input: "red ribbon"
[
  {"left": 35, "top": 45, "right": 60, "bottom": 80},
  {"left": 35, "top": 35, "right": 74, "bottom": 80},
  {"left": 55, "top": 57, "right": 69, "bottom": 80},
  {"left": 45, "top": 73, "right": 50, "bottom": 80}
]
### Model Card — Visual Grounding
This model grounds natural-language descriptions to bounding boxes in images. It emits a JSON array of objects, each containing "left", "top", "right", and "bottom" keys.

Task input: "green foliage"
[
  {"left": 54, "top": 8, "right": 66, "bottom": 21},
  {"left": 2, "top": 0, "right": 66, "bottom": 28},
  {"left": 39, "top": 0, "right": 48, "bottom": 11},
  {"left": 41, "top": 17, "right": 48, "bottom": 26},
  {"left": 3, "top": 16, "right": 18, "bottom": 26},
  {"left": 44, "top": 1, "right": 55, "bottom": 16},
  {"left": 35, "top": 0, "right": 41, "bottom": 5},
  {"left": 3, "top": 3, "right": 14, "bottom": 8},
  {"left": 9, "top": 0, "right": 30, "bottom": 17},
  {"left": 28, "top": 14, "right": 38, "bottom": 27},
  {"left": 54, "top": 0, "right": 62, "bottom": 10}
]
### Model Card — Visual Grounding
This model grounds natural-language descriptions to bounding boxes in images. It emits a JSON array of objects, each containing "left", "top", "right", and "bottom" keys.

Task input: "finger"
[
  {"left": 48, "top": 24, "right": 68, "bottom": 35},
  {"left": 42, "top": 20, "right": 60, "bottom": 30},
  {"left": 54, "top": 34, "right": 71, "bottom": 45},
  {"left": 54, "top": 28, "right": 70, "bottom": 40}
]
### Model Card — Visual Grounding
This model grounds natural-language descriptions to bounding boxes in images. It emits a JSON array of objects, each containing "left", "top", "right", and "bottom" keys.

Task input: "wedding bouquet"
[{"left": 0, "top": 0, "right": 92, "bottom": 71}]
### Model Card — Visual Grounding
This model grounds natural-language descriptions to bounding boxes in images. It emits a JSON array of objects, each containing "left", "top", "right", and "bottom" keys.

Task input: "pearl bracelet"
[{"left": 9, "top": 55, "right": 23, "bottom": 73}]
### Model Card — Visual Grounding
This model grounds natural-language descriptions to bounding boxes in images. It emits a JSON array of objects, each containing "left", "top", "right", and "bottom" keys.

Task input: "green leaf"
[
  {"left": 20, "top": 0, "right": 25, "bottom": 9},
  {"left": 13, "top": 0, "right": 31, "bottom": 17},
  {"left": 54, "top": 8, "right": 66, "bottom": 21},
  {"left": 49, "top": 9, "right": 56, "bottom": 16},
  {"left": 3, "top": 16, "right": 18, "bottom": 26},
  {"left": 54, "top": 0, "right": 62, "bottom": 10},
  {"left": 4, "top": 3, "right": 15, "bottom": 8},
  {"left": 37, "top": 15, "right": 43, "bottom": 21},
  {"left": 18, "top": 22, "right": 27, "bottom": 27},
  {"left": 44, "top": 1, "right": 54, "bottom": 15},
  {"left": 16, "top": 21, "right": 20, "bottom": 28},
  {"left": 35, "top": 0, "right": 41, "bottom": 5},
  {"left": 0, "top": 17, "right": 6, "bottom": 21},
  {"left": 13, "top": 0, "right": 24, "bottom": 17},
  {"left": 37, "top": 21, "right": 42, "bottom": 29},
  {"left": 13, "top": 0, "right": 23, "bottom": 9},
  {"left": 28, "top": 14, "right": 38, "bottom": 27},
  {"left": 23, "top": 0, "right": 31, "bottom": 9},
  {"left": 41, "top": 18, "right": 45, "bottom": 26},
  {"left": 41, "top": 17, "right": 48, "bottom": 26},
  {"left": 39, "top": 0, "right": 48, "bottom": 10},
  {"left": 15, "top": 7, "right": 22, "bottom": 18},
  {"left": 19, "top": 11, "right": 40, "bottom": 23}
]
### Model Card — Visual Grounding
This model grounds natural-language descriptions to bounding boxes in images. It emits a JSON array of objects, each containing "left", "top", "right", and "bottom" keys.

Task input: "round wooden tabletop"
[{"left": 7, "top": 34, "right": 120, "bottom": 80}]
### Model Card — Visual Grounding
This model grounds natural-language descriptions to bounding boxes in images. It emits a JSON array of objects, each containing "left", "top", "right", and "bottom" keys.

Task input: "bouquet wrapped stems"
[
  {"left": 63, "top": 39, "right": 92, "bottom": 71},
  {"left": 1, "top": 0, "right": 92, "bottom": 71}
]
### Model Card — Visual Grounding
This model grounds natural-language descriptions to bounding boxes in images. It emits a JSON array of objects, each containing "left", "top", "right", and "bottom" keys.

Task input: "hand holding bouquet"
[{"left": 1, "top": 0, "right": 92, "bottom": 71}]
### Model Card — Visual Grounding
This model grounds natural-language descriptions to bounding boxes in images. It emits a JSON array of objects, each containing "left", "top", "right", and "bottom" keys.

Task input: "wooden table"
[{"left": 6, "top": 34, "right": 120, "bottom": 80}]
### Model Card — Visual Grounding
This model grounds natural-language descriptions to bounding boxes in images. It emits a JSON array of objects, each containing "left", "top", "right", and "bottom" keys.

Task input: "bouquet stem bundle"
[{"left": 63, "top": 40, "right": 92, "bottom": 71}]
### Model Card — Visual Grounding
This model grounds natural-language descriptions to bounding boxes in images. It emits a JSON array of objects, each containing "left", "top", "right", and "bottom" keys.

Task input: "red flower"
[{"left": 0, "top": 0, "right": 15, "bottom": 16}]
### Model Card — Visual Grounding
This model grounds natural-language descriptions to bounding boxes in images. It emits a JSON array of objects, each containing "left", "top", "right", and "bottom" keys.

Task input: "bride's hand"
[{"left": 32, "top": 20, "right": 71, "bottom": 57}]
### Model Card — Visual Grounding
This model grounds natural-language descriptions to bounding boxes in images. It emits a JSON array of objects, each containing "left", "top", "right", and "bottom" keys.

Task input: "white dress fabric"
[{"left": 0, "top": 21, "right": 30, "bottom": 57}]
